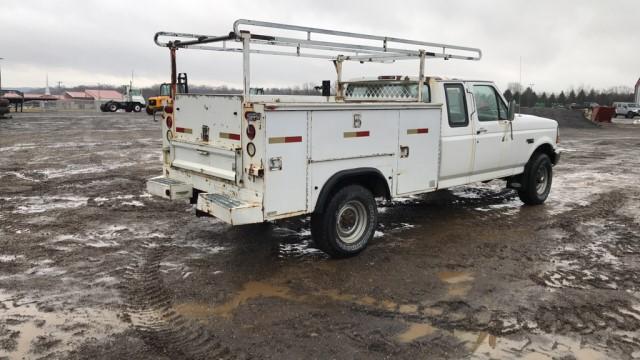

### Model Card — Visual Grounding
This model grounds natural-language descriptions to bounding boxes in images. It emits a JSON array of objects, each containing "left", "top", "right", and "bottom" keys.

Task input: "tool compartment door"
[
  {"left": 396, "top": 108, "right": 441, "bottom": 195},
  {"left": 171, "top": 94, "right": 242, "bottom": 181},
  {"left": 263, "top": 110, "right": 309, "bottom": 219}
]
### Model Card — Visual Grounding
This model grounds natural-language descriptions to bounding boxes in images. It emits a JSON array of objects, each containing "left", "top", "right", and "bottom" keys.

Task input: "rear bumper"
[
  {"left": 195, "top": 193, "right": 263, "bottom": 225},
  {"left": 146, "top": 176, "right": 263, "bottom": 225}
]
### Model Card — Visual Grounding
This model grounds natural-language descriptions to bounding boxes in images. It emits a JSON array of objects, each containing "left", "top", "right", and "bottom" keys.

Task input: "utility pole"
[
  {"left": 0, "top": 58, "right": 4, "bottom": 91},
  {"left": 518, "top": 56, "right": 522, "bottom": 113}
]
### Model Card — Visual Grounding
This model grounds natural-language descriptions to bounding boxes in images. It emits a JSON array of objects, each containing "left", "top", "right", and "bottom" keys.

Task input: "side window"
[
  {"left": 421, "top": 84, "right": 431, "bottom": 103},
  {"left": 473, "top": 85, "right": 500, "bottom": 121},
  {"left": 444, "top": 84, "right": 468, "bottom": 127}
]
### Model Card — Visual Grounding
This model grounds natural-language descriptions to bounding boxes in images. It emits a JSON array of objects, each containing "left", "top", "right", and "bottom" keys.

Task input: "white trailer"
[{"left": 147, "top": 20, "right": 560, "bottom": 257}]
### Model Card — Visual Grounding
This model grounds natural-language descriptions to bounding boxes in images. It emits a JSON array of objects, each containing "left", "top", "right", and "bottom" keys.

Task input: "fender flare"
[
  {"left": 526, "top": 137, "right": 558, "bottom": 165},
  {"left": 313, "top": 167, "right": 391, "bottom": 214}
]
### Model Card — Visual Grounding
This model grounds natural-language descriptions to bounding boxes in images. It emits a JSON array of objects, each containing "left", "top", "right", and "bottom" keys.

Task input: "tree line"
[
  {"left": 503, "top": 83, "right": 636, "bottom": 108},
  {"left": 20, "top": 82, "right": 637, "bottom": 107}
]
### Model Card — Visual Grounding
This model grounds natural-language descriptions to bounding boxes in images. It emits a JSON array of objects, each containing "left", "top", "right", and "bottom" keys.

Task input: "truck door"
[
  {"left": 438, "top": 83, "right": 474, "bottom": 188},
  {"left": 396, "top": 108, "right": 441, "bottom": 195},
  {"left": 469, "top": 83, "right": 512, "bottom": 182}
]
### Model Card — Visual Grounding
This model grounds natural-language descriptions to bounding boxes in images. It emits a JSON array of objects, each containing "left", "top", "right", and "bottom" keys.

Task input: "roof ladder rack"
[{"left": 154, "top": 19, "right": 482, "bottom": 99}]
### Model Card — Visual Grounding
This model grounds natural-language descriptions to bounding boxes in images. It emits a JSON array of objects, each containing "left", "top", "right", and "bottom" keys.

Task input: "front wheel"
[
  {"left": 518, "top": 153, "right": 552, "bottom": 205},
  {"left": 133, "top": 104, "right": 142, "bottom": 112},
  {"left": 311, "top": 184, "right": 377, "bottom": 258},
  {"left": 627, "top": 111, "right": 634, "bottom": 119}
]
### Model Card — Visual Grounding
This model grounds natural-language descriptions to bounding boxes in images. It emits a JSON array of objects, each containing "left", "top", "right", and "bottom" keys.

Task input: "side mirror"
[{"left": 508, "top": 100, "right": 516, "bottom": 121}]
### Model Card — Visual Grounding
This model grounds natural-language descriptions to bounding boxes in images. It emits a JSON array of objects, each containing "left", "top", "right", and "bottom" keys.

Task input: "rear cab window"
[
  {"left": 444, "top": 84, "right": 468, "bottom": 127},
  {"left": 345, "top": 82, "right": 431, "bottom": 102}
]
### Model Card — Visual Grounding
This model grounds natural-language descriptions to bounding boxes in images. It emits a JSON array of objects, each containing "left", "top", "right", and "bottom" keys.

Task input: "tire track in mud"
[
  {"left": 524, "top": 190, "right": 640, "bottom": 355},
  {"left": 531, "top": 191, "right": 640, "bottom": 292},
  {"left": 124, "top": 245, "right": 233, "bottom": 360}
]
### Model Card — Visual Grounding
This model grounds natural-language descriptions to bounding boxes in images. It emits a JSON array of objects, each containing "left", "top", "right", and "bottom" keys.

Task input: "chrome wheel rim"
[
  {"left": 535, "top": 166, "right": 549, "bottom": 195},
  {"left": 336, "top": 200, "right": 367, "bottom": 244}
]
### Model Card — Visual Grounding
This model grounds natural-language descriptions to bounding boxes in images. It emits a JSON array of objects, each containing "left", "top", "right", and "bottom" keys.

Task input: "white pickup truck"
[{"left": 147, "top": 20, "right": 560, "bottom": 257}]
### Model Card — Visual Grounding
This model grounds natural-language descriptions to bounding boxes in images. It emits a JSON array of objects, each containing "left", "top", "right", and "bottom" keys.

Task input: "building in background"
[
  {"left": 64, "top": 91, "right": 93, "bottom": 100},
  {"left": 64, "top": 90, "right": 123, "bottom": 101}
]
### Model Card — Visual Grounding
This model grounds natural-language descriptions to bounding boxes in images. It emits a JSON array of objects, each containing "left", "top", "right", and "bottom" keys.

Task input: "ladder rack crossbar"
[{"left": 154, "top": 19, "right": 482, "bottom": 62}]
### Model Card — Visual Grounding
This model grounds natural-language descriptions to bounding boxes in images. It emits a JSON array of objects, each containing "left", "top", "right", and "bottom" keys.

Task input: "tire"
[
  {"left": 626, "top": 111, "right": 634, "bottom": 119},
  {"left": 145, "top": 107, "right": 154, "bottom": 115},
  {"left": 108, "top": 103, "right": 118, "bottom": 112},
  {"left": 133, "top": 104, "right": 142, "bottom": 112},
  {"left": 518, "top": 153, "right": 552, "bottom": 205},
  {"left": 311, "top": 184, "right": 377, "bottom": 258}
]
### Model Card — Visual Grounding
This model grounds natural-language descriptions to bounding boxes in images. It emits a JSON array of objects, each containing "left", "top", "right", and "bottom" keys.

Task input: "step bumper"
[
  {"left": 196, "top": 193, "right": 263, "bottom": 225},
  {"left": 146, "top": 176, "right": 193, "bottom": 200}
]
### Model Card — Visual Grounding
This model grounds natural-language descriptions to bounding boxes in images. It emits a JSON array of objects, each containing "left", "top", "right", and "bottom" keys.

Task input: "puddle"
[
  {"left": 0, "top": 294, "right": 126, "bottom": 358},
  {"left": 175, "top": 281, "right": 409, "bottom": 320},
  {"left": 396, "top": 322, "right": 436, "bottom": 343},
  {"left": 439, "top": 271, "right": 474, "bottom": 297},
  {"left": 176, "top": 281, "right": 297, "bottom": 319},
  {"left": 438, "top": 271, "right": 474, "bottom": 284},
  {"left": 394, "top": 320, "right": 613, "bottom": 359}
]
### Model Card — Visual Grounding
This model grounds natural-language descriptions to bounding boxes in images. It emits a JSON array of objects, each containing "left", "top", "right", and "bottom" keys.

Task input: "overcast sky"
[{"left": 2, "top": 0, "right": 639, "bottom": 93}]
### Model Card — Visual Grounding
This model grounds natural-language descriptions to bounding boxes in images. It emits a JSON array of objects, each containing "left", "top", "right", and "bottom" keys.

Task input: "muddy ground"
[{"left": 0, "top": 109, "right": 639, "bottom": 359}]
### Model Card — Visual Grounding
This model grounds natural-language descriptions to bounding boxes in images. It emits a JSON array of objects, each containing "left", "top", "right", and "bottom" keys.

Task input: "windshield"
[{"left": 345, "top": 82, "right": 431, "bottom": 102}]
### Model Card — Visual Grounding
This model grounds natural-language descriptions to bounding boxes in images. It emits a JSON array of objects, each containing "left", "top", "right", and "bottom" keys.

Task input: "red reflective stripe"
[
  {"left": 284, "top": 136, "right": 302, "bottom": 143},
  {"left": 417, "top": 128, "right": 429, "bottom": 134},
  {"left": 219, "top": 132, "right": 240, "bottom": 140},
  {"left": 176, "top": 127, "right": 186, "bottom": 133},
  {"left": 356, "top": 131, "right": 370, "bottom": 137}
]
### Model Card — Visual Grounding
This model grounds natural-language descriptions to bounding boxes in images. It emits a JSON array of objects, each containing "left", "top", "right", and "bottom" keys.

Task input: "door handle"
[
  {"left": 476, "top": 128, "right": 488, "bottom": 134},
  {"left": 400, "top": 146, "right": 409, "bottom": 158}
]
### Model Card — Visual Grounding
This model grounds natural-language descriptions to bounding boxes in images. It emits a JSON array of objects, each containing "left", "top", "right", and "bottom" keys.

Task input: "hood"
[{"left": 513, "top": 113, "right": 558, "bottom": 130}]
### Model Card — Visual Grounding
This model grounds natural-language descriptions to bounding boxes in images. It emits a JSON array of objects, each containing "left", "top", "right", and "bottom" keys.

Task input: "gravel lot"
[{"left": 1, "top": 110, "right": 639, "bottom": 359}]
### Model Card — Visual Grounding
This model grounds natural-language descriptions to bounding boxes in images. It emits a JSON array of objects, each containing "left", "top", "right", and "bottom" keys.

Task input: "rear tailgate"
[{"left": 171, "top": 94, "right": 242, "bottom": 181}]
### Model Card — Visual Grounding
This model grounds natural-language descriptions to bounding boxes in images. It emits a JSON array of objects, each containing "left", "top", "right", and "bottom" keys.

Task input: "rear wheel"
[
  {"left": 627, "top": 111, "right": 634, "bottom": 119},
  {"left": 311, "top": 184, "right": 377, "bottom": 258},
  {"left": 518, "top": 153, "right": 552, "bottom": 205},
  {"left": 108, "top": 103, "right": 118, "bottom": 112}
]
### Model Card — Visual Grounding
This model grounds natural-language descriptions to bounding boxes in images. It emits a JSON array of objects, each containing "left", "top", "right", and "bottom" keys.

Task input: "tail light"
[
  {"left": 556, "top": 128, "right": 560, "bottom": 144},
  {"left": 246, "top": 124, "right": 256, "bottom": 140},
  {"left": 166, "top": 116, "right": 173, "bottom": 128},
  {"left": 164, "top": 106, "right": 173, "bottom": 114}
]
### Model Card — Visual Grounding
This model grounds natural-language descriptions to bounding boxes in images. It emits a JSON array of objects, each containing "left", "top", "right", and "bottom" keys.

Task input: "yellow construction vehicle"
[{"left": 146, "top": 73, "right": 188, "bottom": 115}]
